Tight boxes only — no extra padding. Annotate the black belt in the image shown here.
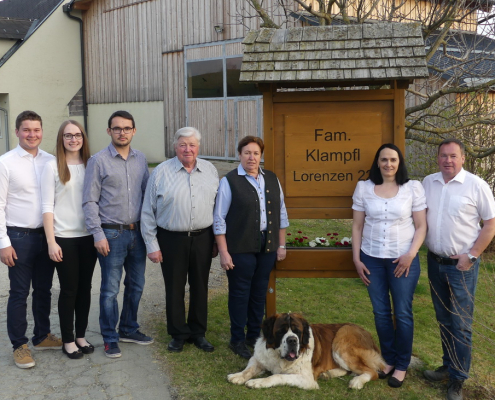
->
[7,226,44,234]
[101,222,139,230]
[160,227,210,237]
[428,250,458,265]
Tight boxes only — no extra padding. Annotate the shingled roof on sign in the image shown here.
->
[240,24,429,84]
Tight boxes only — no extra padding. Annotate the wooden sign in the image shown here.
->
[285,113,382,197]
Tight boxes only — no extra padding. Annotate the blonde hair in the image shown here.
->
[56,120,91,184]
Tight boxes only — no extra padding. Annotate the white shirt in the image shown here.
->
[352,179,427,258]
[0,145,54,248]
[41,159,89,238]
[141,157,219,253]
[423,169,495,257]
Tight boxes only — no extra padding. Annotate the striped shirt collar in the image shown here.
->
[172,156,209,173]
[107,143,137,159]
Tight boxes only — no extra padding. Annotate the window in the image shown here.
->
[186,55,260,99]
[187,59,223,99]
[226,57,261,97]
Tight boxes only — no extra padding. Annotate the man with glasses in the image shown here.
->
[0,111,62,369]
[83,110,152,358]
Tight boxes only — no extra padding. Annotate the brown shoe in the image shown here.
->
[33,333,63,351]
[13,344,35,369]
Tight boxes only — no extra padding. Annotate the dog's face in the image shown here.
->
[261,313,310,362]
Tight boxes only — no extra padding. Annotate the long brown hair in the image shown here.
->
[56,120,91,184]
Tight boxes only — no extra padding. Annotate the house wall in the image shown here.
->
[0,0,83,155]
[82,0,292,158]
[0,40,15,59]
[87,101,165,162]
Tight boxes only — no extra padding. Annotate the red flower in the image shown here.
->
[333,233,339,236]
[303,237,308,239]
[343,241,349,246]
[320,239,326,243]
[298,231,302,234]
[330,237,334,239]
[287,233,292,236]
[327,233,331,236]
[299,238,304,243]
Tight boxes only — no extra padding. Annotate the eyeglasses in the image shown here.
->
[63,133,83,140]
[110,127,134,134]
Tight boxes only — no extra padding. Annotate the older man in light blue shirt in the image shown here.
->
[141,127,219,353]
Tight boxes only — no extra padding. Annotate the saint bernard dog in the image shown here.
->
[228,313,385,390]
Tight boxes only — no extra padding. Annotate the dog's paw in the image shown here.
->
[322,368,348,379]
[245,378,270,389]
[227,373,247,385]
[348,373,371,390]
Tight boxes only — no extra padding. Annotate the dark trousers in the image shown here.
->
[7,228,55,349]
[157,227,214,340]
[227,243,276,343]
[55,235,97,343]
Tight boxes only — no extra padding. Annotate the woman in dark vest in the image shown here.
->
[214,136,289,359]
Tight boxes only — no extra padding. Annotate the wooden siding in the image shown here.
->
[83,0,480,105]
[84,0,163,103]
[187,100,225,157]
[163,51,185,156]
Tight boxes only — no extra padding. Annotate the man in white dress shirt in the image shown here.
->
[0,111,62,369]
[422,138,495,400]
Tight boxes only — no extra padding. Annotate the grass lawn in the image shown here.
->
[153,220,495,400]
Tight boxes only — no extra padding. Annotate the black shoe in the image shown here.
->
[167,338,185,352]
[423,365,449,382]
[378,367,395,379]
[75,340,95,354]
[245,337,258,348]
[388,371,407,388]
[229,342,252,360]
[62,344,84,359]
[447,379,464,400]
[191,337,214,352]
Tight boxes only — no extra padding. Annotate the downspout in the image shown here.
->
[63,0,88,134]
[0,107,10,152]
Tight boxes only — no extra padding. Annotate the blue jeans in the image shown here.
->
[427,252,480,381]
[98,227,146,343]
[227,246,276,343]
[7,228,55,349]
[361,251,420,371]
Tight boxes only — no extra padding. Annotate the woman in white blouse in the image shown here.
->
[352,143,427,388]
[41,121,97,359]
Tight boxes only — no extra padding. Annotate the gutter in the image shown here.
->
[63,0,88,134]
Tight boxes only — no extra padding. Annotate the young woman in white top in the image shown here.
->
[352,143,427,388]
[41,121,97,359]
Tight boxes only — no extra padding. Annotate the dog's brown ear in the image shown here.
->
[261,314,278,345]
[301,318,310,346]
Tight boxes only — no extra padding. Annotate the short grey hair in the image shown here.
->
[174,127,201,147]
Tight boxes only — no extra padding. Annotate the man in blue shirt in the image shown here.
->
[83,110,152,358]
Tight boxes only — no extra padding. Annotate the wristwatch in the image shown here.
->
[279,245,286,249]
[467,253,477,263]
